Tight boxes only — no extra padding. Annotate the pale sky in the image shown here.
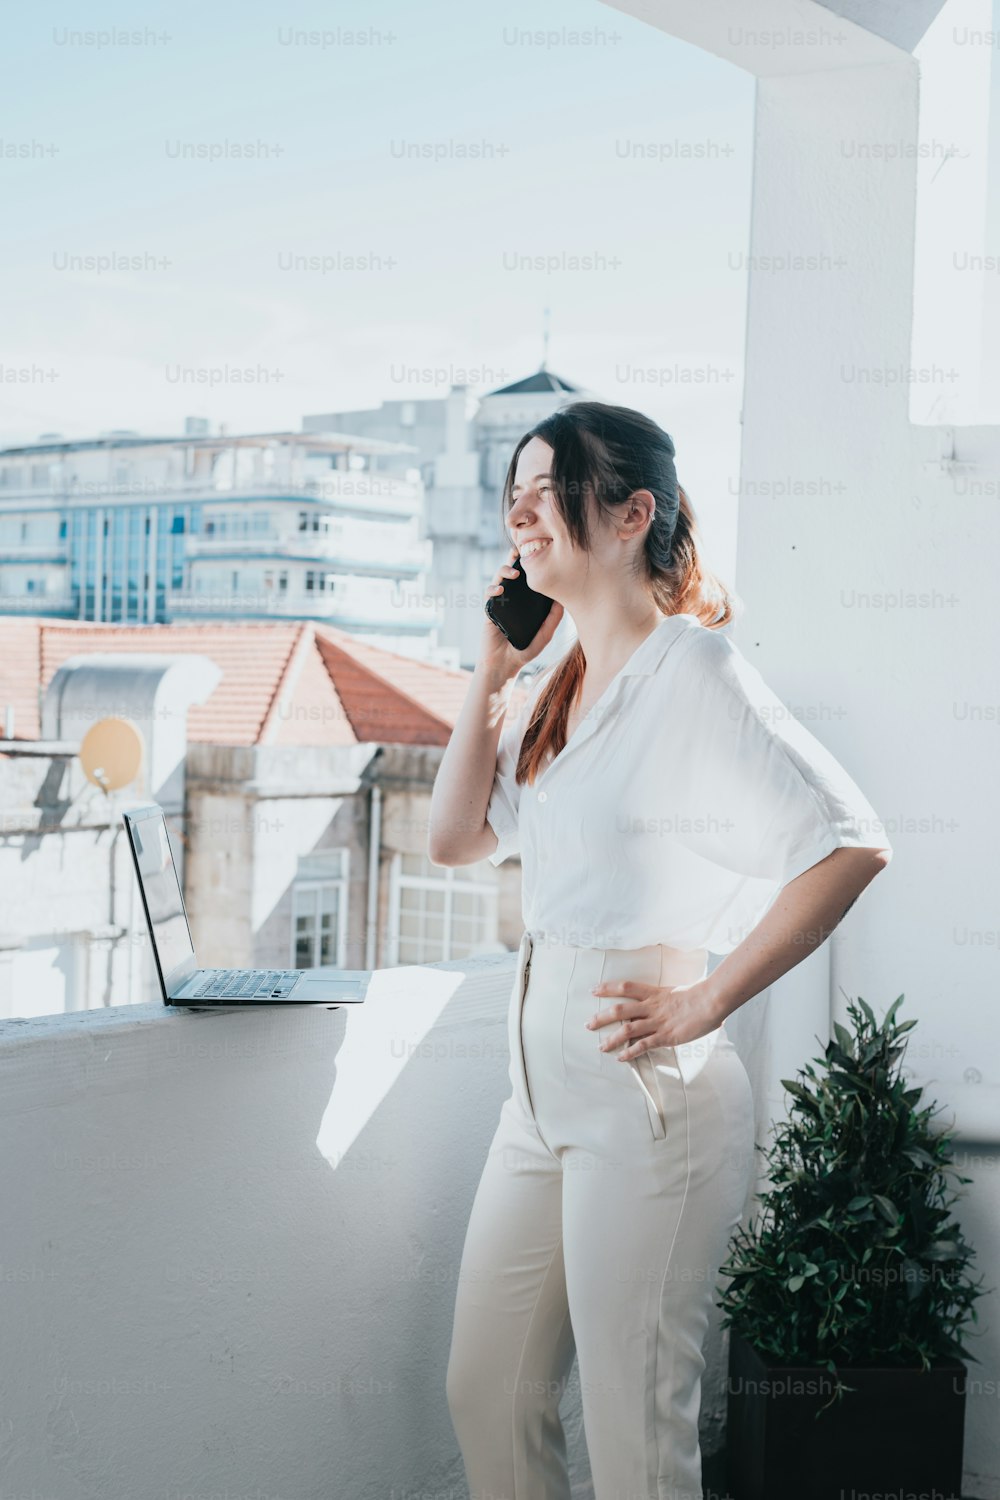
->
[2,0,755,573]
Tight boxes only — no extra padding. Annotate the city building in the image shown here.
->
[0,364,592,670]
[0,425,441,662]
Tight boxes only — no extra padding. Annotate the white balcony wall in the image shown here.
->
[0,964,599,1500]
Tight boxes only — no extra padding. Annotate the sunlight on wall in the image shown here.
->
[313,962,469,1165]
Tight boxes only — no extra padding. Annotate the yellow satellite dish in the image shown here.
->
[79,717,145,792]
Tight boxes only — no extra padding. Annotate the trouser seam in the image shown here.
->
[509,1237,568,1500]
[653,1064,693,1492]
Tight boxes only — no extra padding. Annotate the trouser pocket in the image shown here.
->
[632,1025,730,1145]
[629,1049,669,1141]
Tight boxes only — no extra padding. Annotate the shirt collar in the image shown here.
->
[619,612,699,677]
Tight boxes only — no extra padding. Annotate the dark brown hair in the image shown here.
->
[500,400,737,785]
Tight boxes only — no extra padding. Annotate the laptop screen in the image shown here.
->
[128,810,195,981]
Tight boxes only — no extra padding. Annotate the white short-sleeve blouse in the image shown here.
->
[484,612,892,954]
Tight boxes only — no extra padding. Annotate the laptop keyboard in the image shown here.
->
[191,969,301,1000]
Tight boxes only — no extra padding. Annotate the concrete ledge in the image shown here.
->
[0,953,530,1500]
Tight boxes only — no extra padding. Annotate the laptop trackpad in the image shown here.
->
[294,973,368,1002]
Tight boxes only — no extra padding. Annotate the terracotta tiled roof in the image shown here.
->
[313,626,470,745]
[0,618,44,739]
[0,618,471,748]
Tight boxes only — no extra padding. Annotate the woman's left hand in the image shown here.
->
[586,978,724,1058]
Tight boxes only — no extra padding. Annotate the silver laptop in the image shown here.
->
[123,804,368,1008]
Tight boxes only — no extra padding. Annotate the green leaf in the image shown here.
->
[833,1019,857,1053]
[904,1148,937,1168]
[872,1195,900,1225]
[781,1080,820,1113]
[884,995,905,1028]
[924,1241,962,1261]
[787,1275,805,1292]
[854,996,877,1027]
[780,1079,813,1100]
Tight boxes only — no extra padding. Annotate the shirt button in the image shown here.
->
[538,791,548,803]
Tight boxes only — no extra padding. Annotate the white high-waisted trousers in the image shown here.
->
[446,929,756,1500]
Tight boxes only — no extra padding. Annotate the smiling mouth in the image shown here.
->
[520,539,552,561]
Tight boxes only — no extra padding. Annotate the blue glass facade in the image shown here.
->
[68,503,201,622]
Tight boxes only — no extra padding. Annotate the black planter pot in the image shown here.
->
[725,1330,967,1500]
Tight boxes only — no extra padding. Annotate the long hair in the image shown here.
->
[500,400,738,786]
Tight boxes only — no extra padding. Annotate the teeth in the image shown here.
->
[521,539,551,559]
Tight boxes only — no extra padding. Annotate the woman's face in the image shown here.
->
[506,433,647,601]
[506,435,569,589]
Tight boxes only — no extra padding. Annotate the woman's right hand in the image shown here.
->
[479,544,565,683]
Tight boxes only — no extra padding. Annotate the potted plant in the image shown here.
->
[718,994,988,1500]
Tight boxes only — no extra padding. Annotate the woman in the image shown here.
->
[428,401,892,1500]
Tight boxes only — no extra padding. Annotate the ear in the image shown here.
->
[623,488,656,534]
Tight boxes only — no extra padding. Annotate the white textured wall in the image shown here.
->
[0,957,600,1499]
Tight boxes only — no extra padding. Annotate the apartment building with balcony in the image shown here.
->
[0,365,590,669]
[0,424,443,661]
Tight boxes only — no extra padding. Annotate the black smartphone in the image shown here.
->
[484,551,555,652]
